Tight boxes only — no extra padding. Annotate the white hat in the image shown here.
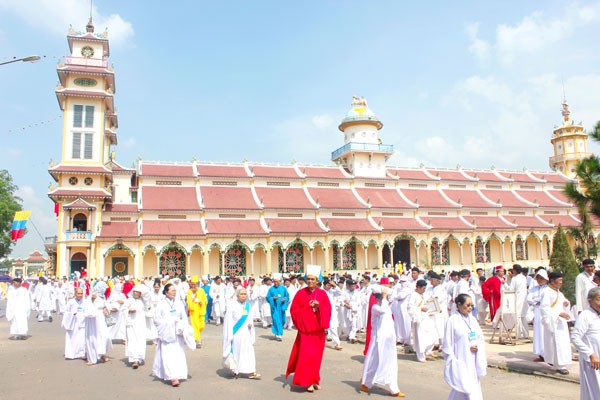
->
[272,273,283,281]
[535,269,549,281]
[201,275,208,281]
[399,275,408,282]
[370,284,382,294]
[306,264,321,278]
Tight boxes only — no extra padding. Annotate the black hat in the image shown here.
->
[459,269,470,277]
[428,272,441,280]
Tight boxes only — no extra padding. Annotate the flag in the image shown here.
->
[10,211,31,240]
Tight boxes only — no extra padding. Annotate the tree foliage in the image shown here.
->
[0,170,22,259]
[549,225,579,304]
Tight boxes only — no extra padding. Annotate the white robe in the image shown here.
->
[86,298,112,364]
[35,284,55,318]
[425,284,448,343]
[408,291,437,360]
[443,313,487,400]
[152,297,194,381]
[509,274,529,339]
[540,286,572,368]
[107,290,127,341]
[258,284,271,323]
[576,272,595,314]
[125,297,147,363]
[146,290,162,340]
[210,283,227,320]
[222,300,256,374]
[526,283,547,357]
[390,284,411,344]
[6,286,31,336]
[62,298,90,359]
[571,308,600,400]
[361,300,399,394]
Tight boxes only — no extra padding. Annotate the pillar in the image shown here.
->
[377,244,383,274]
[324,245,330,273]
[266,248,272,274]
[251,251,255,275]
[363,245,368,271]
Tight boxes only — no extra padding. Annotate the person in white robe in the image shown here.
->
[360,285,405,397]
[324,278,343,350]
[508,264,530,339]
[284,278,297,330]
[343,280,360,344]
[125,284,148,369]
[258,277,272,328]
[408,280,438,362]
[443,293,487,400]
[572,286,600,400]
[247,278,260,321]
[576,259,596,315]
[390,276,412,346]
[55,279,68,315]
[5,278,31,339]
[146,281,162,341]
[107,283,127,342]
[210,276,227,326]
[425,272,448,347]
[34,277,55,322]
[62,287,90,360]
[85,287,112,365]
[152,283,195,386]
[540,271,572,375]
[222,287,261,379]
[526,269,548,362]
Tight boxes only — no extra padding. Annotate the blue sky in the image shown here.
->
[1,0,600,259]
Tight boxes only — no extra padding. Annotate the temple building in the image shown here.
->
[46,19,595,278]
[10,250,48,277]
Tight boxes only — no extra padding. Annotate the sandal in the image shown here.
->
[171,379,180,387]
[248,373,261,379]
[307,385,314,393]
[390,392,406,397]
[361,384,369,392]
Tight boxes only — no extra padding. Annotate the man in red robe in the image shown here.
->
[122,275,134,298]
[286,266,332,392]
[481,265,505,321]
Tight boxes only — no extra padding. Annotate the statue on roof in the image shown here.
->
[561,99,571,122]
[352,95,368,108]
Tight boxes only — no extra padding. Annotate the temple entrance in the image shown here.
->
[393,239,411,267]
[70,252,87,275]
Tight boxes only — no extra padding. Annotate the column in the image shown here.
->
[426,242,432,270]
[324,245,330,273]
[459,243,464,266]
[470,238,476,266]
[203,251,210,277]
[511,238,516,264]
[86,247,91,276]
[377,244,383,275]
[266,248,272,274]
[363,246,368,271]
[501,240,506,262]
[221,251,225,275]
[390,244,395,265]
[156,253,160,277]
[310,248,314,264]
[134,248,141,278]
[186,252,191,277]
[338,245,343,270]
[539,239,544,261]
[283,250,288,273]
[250,251,254,275]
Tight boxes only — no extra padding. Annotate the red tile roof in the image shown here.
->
[471,171,506,182]
[323,218,379,232]
[306,187,365,209]
[508,216,551,228]
[49,164,111,174]
[429,169,473,181]
[48,188,112,198]
[467,216,514,229]
[378,217,427,231]
[387,168,435,181]
[539,214,581,227]
[63,198,97,210]
[531,172,571,184]
[265,218,326,234]
[140,163,195,177]
[141,186,199,210]
[441,189,496,208]
[25,250,46,262]
[99,222,139,238]
[104,204,138,213]
[354,188,413,209]
[514,190,567,207]
[205,219,266,235]
[142,220,204,236]
[197,164,248,178]
[496,171,539,183]
[546,190,572,205]
[300,166,348,179]
[480,190,531,207]
[254,187,314,209]
[424,216,472,230]
[200,186,260,210]
[399,188,459,208]
[250,165,301,178]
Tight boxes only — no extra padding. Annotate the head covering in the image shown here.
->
[535,269,549,281]
[370,284,382,294]
[201,275,208,281]
[399,275,408,283]
[306,264,321,278]
[190,275,199,284]
[380,277,390,286]
[494,265,504,272]
[429,271,441,280]
[272,273,283,281]
[583,258,596,266]
[132,284,149,294]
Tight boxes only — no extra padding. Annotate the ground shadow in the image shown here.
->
[216,367,237,379]
[351,355,365,363]
[341,380,362,393]
[259,334,278,341]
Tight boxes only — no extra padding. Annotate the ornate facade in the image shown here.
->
[46,20,595,278]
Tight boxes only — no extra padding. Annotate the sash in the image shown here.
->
[233,301,250,336]
[550,289,559,308]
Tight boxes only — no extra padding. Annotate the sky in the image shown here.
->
[1,0,600,260]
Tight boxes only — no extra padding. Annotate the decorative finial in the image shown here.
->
[86,0,94,32]
[351,95,368,108]
[561,99,571,123]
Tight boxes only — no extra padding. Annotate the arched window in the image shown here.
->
[73,213,87,231]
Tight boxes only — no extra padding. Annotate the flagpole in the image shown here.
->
[27,217,47,245]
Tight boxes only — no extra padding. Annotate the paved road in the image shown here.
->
[0,301,579,400]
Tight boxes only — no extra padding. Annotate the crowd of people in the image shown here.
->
[3,260,600,399]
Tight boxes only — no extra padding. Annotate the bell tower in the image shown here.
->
[549,99,591,178]
[48,17,117,278]
[331,96,394,178]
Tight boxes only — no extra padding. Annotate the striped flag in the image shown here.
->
[10,211,31,240]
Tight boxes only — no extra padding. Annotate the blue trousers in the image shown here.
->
[271,309,285,336]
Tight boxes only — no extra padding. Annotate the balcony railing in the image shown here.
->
[66,230,92,241]
[65,56,109,68]
[549,152,593,165]
[331,142,394,160]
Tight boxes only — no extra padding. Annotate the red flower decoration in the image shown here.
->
[161,269,167,275]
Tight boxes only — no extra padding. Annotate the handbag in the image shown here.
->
[105,312,117,327]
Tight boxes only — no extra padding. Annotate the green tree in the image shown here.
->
[549,225,579,304]
[0,170,23,259]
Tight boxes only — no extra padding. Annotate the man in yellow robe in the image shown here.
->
[187,276,207,348]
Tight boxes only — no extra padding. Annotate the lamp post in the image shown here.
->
[0,55,42,66]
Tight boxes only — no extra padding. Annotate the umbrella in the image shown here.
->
[0,275,12,282]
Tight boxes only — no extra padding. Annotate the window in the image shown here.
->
[71,132,93,159]
[131,191,138,203]
[73,105,94,128]
[69,177,78,185]
[84,177,93,186]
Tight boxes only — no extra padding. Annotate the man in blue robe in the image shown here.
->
[202,276,213,323]
[266,273,289,341]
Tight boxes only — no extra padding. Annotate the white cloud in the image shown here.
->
[121,137,136,149]
[465,22,490,61]
[0,0,134,46]
[311,114,334,130]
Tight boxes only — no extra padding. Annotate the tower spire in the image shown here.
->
[86,0,94,33]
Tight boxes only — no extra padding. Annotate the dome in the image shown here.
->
[346,105,377,118]
[338,97,383,131]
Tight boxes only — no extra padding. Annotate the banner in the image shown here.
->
[10,210,31,240]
